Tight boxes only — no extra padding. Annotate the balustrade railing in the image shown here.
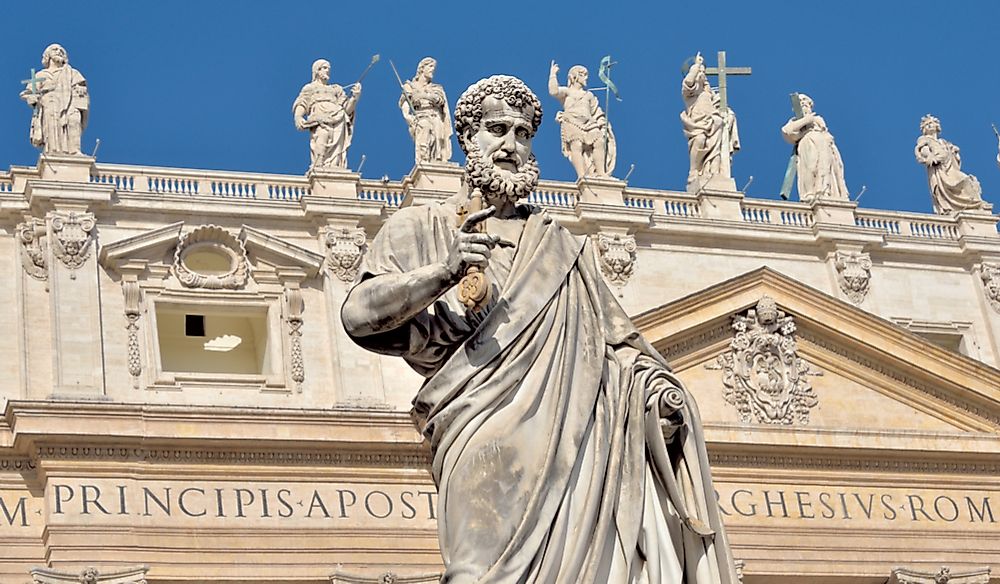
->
[89,164,311,202]
[530,182,578,208]
[855,210,960,240]
[740,200,814,227]
[0,173,13,193]
[358,181,405,207]
[72,163,994,242]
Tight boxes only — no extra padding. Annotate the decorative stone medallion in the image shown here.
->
[980,262,1000,313]
[834,250,872,304]
[325,227,367,282]
[717,296,819,425]
[50,211,96,270]
[172,225,249,290]
[597,232,637,287]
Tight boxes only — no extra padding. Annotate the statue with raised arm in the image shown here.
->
[20,44,89,155]
[680,53,739,191]
[342,74,737,584]
[915,115,988,214]
[781,94,850,202]
[293,59,361,170]
[548,61,615,178]
[399,57,452,164]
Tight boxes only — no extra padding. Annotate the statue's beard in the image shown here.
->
[464,141,540,205]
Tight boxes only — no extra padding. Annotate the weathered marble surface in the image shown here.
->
[293,59,361,170]
[915,115,988,214]
[548,61,615,178]
[20,44,89,155]
[342,74,737,584]
[681,53,740,191]
[781,94,849,202]
[398,57,452,164]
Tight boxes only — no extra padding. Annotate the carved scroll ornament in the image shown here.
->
[717,296,819,425]
[17,218,48,280]
[597,232,637,287]
[50,211,96,270]
[30,565,149,584]
[325,227,367,282]
[981,262,1000,313]
[834,250,872,304]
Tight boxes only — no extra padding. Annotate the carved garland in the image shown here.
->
[172,225,249,289]
[597,233,637,288]
[716,296,820,425]
[834,250,872,304]
[326,227,367,282]
[122,279,142,386]
[286,284,306,391]
[50,211,96,272]
[980,262,1000,313]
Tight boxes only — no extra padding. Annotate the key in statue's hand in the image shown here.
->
[446,205,499,282]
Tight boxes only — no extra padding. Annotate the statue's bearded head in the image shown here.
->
[42,44,68,68]
[568,65,588,88]
[312,59,331,84]
[455,75,543,205]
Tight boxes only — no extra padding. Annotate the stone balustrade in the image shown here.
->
[2,158,995,242]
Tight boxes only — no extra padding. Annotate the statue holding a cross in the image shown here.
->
[19,44,89,155]
[680,51,748,192]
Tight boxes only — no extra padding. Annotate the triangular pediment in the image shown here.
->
[634,267,1000,434]
[99,223,324,280]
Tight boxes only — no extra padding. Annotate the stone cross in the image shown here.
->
[21,68,44,95]
[703,51,751,187]
[780,92,804,199]
[704,51,751,113]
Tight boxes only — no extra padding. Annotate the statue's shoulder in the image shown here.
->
[382,201,457,234]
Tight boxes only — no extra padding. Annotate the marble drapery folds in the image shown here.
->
[347,200,737,584]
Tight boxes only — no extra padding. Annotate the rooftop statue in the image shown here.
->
[681,52,742,192]
[915,115,989,214]
[396,57,453,165]
[342,74,737,584]
[293,59,361,171]
[548,61,615,178]
[19,44,89,155]
[781,93,850,202]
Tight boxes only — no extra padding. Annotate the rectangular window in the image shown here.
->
[156,305,270,375]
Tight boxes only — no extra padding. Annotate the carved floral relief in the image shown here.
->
[326,227,367,282]
[834,250,872,304]
[597,233,637,288]
[716,296,820,425]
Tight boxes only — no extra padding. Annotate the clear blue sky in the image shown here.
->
[2,0,998,213]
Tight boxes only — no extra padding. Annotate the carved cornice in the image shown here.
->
[635,267,1000,429]
[330,572,442,584]
[709,451,1000,475]
[798,327,1000,429]
[31,444,432,468]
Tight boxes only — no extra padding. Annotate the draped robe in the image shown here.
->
[347,198,738,584]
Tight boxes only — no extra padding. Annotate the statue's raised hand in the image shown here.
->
[446,205,499,281]
[550,60,559,76]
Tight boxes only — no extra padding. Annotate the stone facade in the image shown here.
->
[0,157,997,582]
